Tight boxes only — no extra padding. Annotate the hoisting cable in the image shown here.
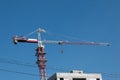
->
[23,29,38,38]
[46,30,82,41]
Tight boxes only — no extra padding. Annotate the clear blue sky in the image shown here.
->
[0,0,120,80]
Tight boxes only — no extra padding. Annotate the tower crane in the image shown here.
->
[13,28,110,80]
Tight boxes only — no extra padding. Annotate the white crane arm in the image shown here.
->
[42,41,110,46]
[13,36,110,46]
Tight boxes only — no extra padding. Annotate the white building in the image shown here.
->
[48,70,102,80]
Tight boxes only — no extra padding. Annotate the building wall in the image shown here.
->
[48,70,102,80]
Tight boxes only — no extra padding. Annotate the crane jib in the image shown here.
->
[13,36,110,46]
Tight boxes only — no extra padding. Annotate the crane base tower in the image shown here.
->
[36,47,47,80]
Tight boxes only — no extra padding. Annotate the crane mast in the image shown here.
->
[13,28,110,80]
[36,28,47,80]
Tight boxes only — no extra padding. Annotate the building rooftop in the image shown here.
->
[48,70,102,80]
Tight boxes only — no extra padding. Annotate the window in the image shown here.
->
[73,78,86,80]
[96,78,100,80]
[60,78,64,80]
